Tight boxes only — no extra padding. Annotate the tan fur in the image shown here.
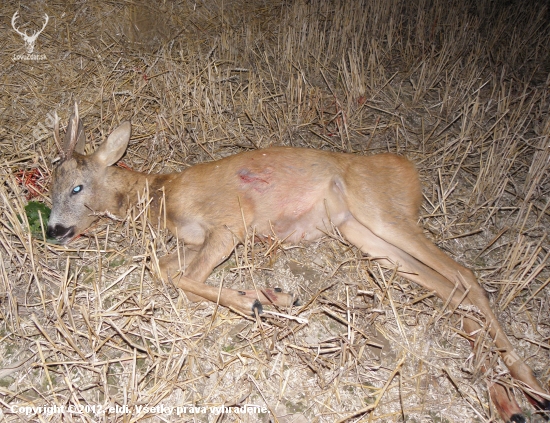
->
[47,107,549,421]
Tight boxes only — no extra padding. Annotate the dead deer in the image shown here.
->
[47,105,549,422]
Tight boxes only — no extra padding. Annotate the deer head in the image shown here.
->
[47,104,132,244]
[12,11,49,54]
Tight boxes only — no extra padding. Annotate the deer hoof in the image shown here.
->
[532,396,550,419]
[251,299,263,316]
[509,414,525,423]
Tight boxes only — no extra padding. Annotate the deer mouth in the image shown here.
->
[46,224,76,244]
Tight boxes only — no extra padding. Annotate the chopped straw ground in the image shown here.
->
[1,0,549,422]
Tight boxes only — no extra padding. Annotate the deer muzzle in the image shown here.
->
[46,223,75,244]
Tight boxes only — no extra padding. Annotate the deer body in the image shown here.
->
[151,148,419,246]
[47,108,549,422]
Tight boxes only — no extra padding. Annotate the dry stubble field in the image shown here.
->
[1,0,549,422]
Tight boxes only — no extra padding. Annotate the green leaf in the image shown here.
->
[24,201,51,240]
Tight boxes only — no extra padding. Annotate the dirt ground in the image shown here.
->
[1,0,549,422]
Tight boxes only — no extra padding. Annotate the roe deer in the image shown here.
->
[47,105,549,422]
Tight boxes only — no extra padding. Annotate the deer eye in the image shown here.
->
[72,185,83,195]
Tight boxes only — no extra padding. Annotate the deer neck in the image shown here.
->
[104,166,174,221]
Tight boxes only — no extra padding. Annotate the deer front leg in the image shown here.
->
[159,229,296,314]
[159,246,204,302]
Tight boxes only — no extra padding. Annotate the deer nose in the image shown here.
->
[46,224,75,242]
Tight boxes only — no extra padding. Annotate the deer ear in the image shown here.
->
[93,121,132,167]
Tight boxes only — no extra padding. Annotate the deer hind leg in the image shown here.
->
[346,202,549,414]
[338,217,545,422]
[159,229,296,314]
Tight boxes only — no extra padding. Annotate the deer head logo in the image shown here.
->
[12,11,49,54]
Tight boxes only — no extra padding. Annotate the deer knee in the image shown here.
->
[158,253,181,282]
[159,248,199,279]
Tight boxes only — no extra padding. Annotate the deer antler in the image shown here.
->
[11,12,26,37]
[63,103,80,159]
[52,111,63,158]
[53,103,86,162]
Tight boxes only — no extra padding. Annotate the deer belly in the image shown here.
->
[252,190,348,244]
[236,162,347,243]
